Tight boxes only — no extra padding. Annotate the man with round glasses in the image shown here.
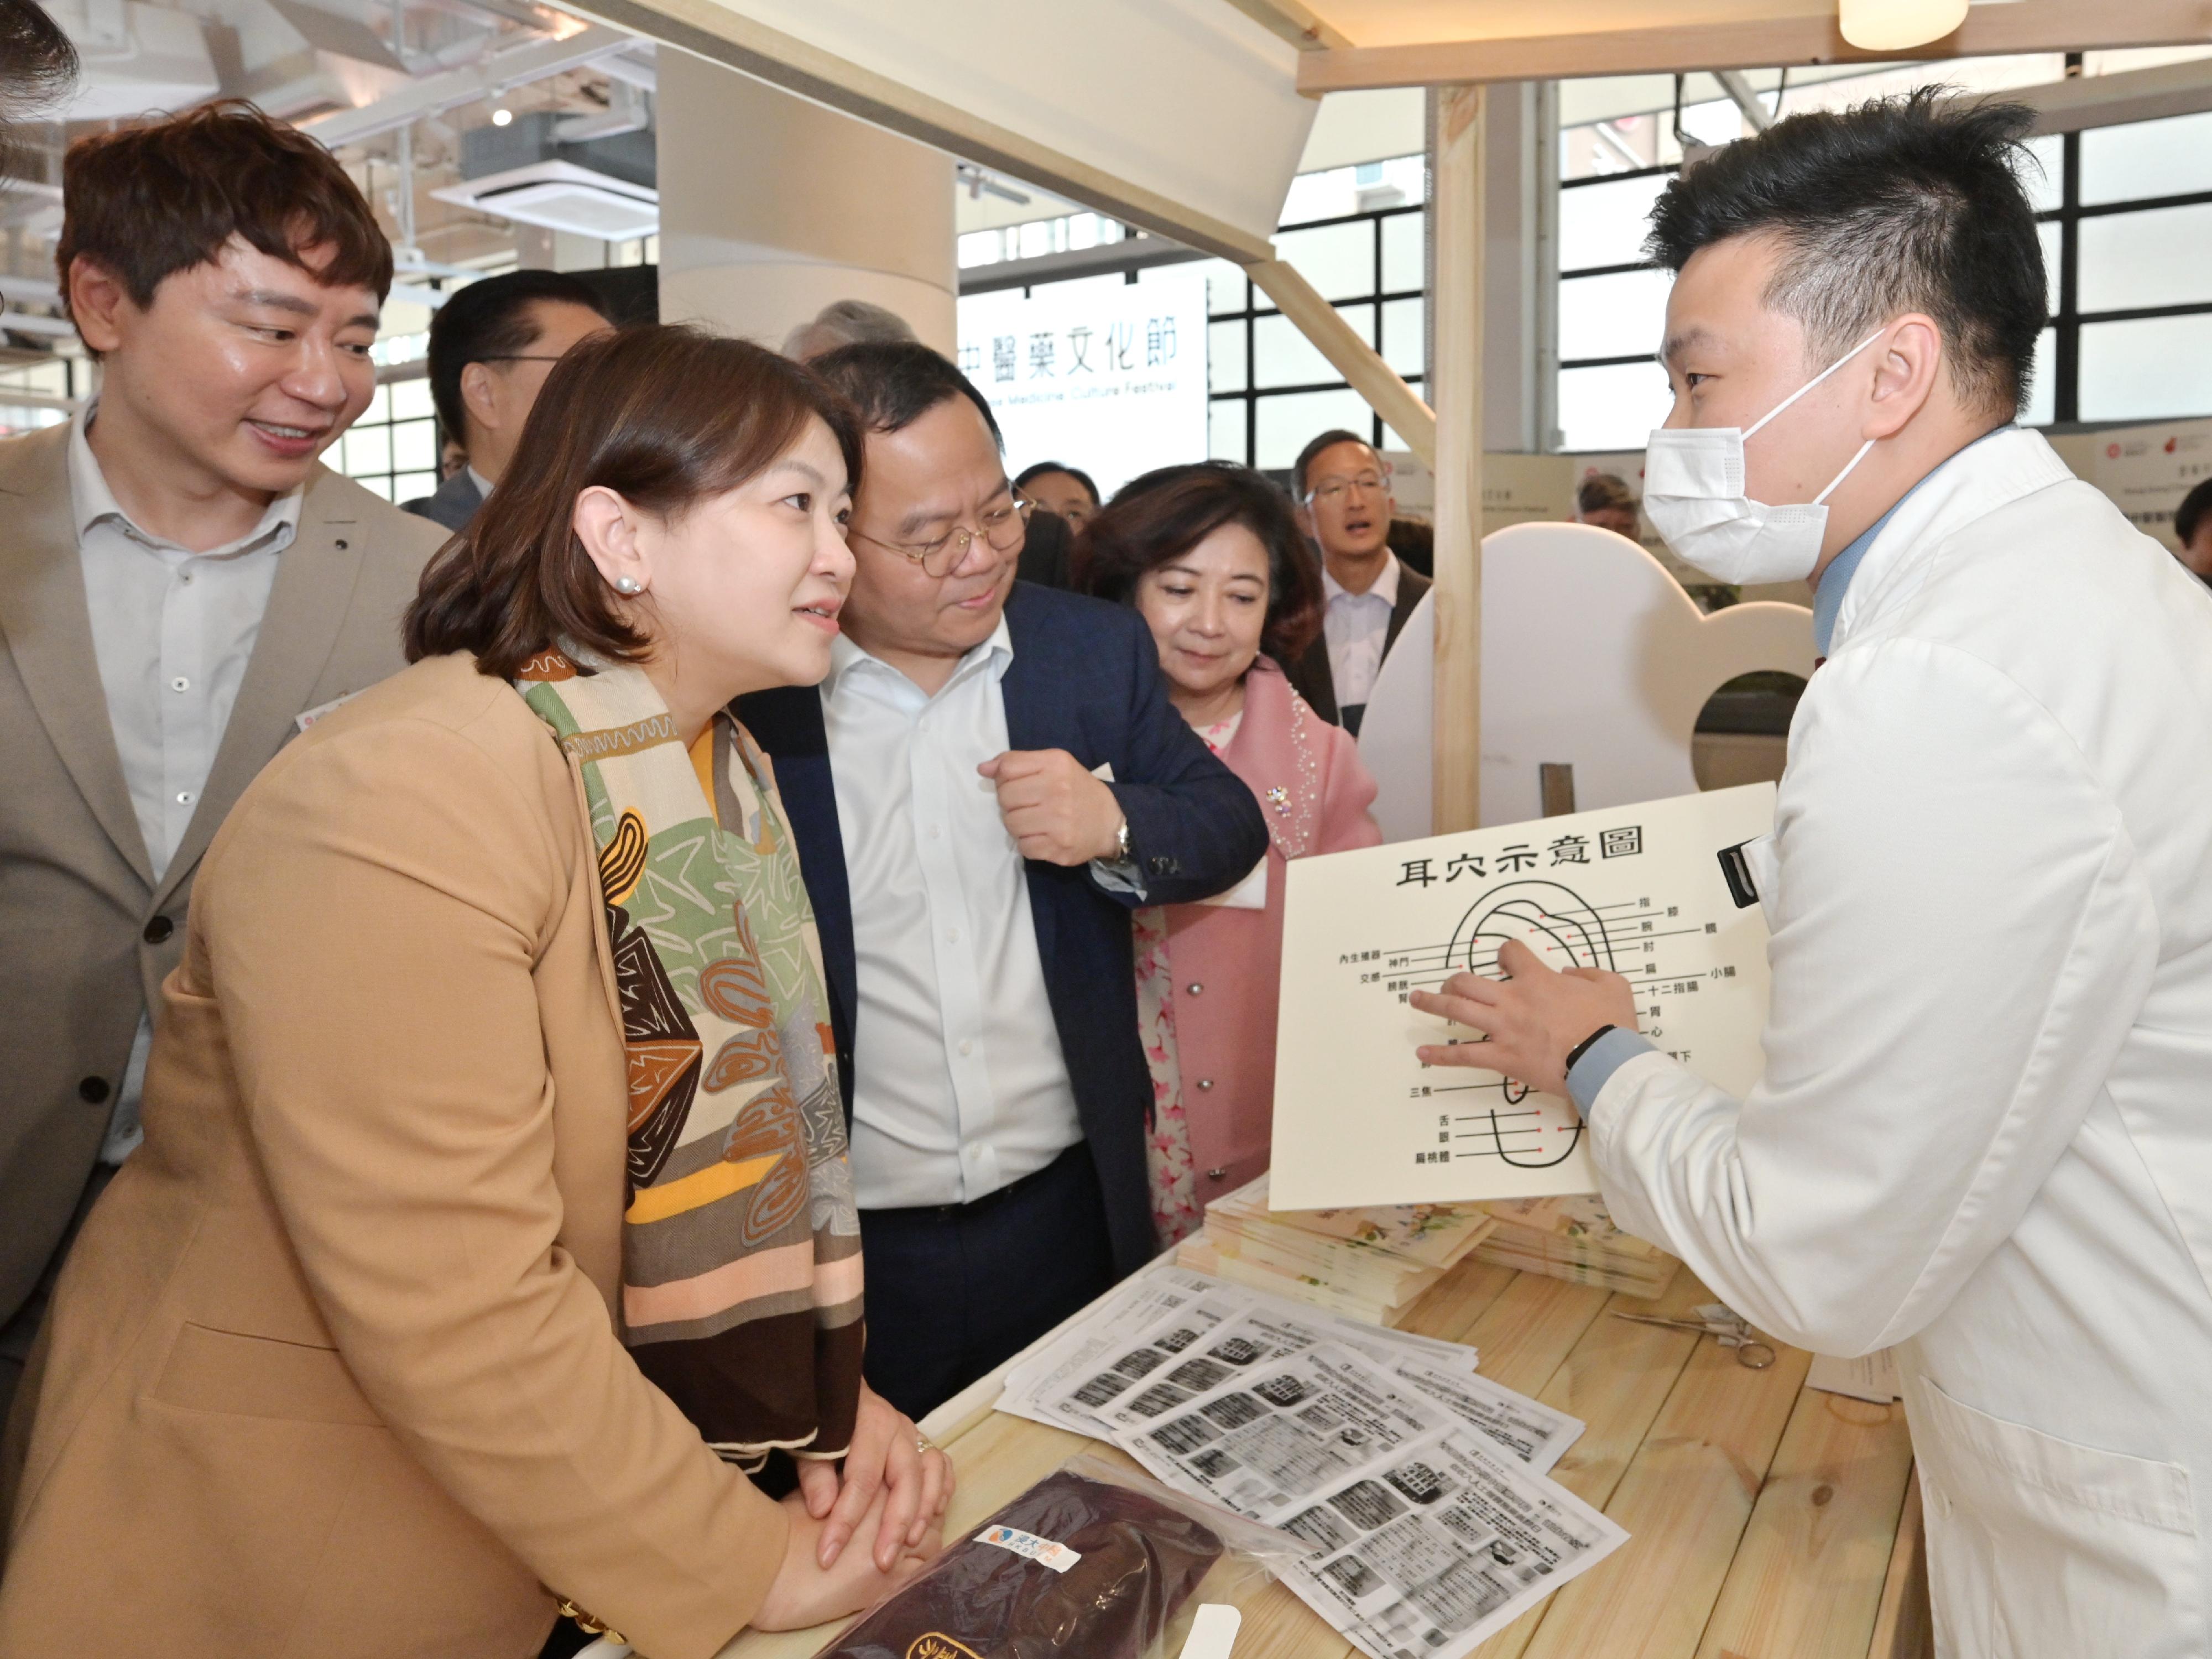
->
[1285,428,1431,734]
[737,342,1267,1420]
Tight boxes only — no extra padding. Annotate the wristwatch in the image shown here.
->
[1113,815,1131,863]
[1563,1024,1617,1073]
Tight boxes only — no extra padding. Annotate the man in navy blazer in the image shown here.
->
[738,343,1267,1420]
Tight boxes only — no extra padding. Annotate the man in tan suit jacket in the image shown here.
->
[0,103,441,1420]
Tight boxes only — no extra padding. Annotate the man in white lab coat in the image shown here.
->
[1416,92,2212,1657]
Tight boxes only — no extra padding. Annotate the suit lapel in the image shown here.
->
[0,424,154,887]
[154,467,368,912]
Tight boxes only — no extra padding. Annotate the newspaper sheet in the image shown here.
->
[1113,1342,1626,1659]
[999,1272,1580,1478]
[1280,1426,1627,1659]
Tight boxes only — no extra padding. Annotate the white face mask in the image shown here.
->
[1643,328,1885,585]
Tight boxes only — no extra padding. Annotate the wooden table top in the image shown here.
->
[714,1257,1930,1659]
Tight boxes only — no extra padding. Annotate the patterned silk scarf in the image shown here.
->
[517,650,864,1469]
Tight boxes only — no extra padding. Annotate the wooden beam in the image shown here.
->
[1215,0,1354,52]
[1244,257,1437,466]
[1298,0,2212,94]
[1431,83,1483,836]
[567,0,1277,264]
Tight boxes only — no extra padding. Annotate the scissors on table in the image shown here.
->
[1610,1302,1777,1369]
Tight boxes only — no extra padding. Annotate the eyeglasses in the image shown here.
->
[848,497,1034,577]
[1307,474,1388,506]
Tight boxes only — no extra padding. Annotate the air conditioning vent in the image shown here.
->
[439,164,660,239]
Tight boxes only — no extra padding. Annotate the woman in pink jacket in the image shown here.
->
[1077,463,1383,1245]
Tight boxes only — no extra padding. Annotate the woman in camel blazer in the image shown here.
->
[1078,463,1382,1242]
[0,328,949,1659]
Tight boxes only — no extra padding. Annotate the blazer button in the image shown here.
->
[1207,1167,1228,1181]
[1186,983,1203,996]
[143,915,174,945]
[1196,1078,1214,1091]
[78,1076,111,1104]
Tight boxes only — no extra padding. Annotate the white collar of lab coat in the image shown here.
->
[1826,425,2077,658]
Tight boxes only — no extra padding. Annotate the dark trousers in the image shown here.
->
[858,1141,1117,1422]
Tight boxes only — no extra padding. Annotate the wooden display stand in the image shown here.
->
[714,1254,1932,1659]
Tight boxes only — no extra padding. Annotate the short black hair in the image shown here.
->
[0,0,75,132]
[2178,477,2212,548]
[426,268,612,447]
[1291,428,1377,499]
[809,339,1001,446]
[1015,460,1100,506]
[1645,89,2047,419]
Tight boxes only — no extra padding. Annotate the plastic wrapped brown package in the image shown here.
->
[816,1462,1277,1659]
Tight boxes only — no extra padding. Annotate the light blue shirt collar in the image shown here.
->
[1812,423,2013,657]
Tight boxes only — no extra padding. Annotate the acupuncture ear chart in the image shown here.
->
[1270,785,1778,1209]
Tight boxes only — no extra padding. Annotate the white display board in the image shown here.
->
[957,270,1209,498]
[1357,521,1815,838]
[1269,783,1777,1211]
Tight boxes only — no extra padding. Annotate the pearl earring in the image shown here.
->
[614,575,642,594]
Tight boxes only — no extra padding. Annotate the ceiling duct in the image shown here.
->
[431,109,657,239]
[42,0,220,120]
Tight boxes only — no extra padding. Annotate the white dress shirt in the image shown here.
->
[1321,551,1401,710]
[71,408,300,1161]
[822,618,1084,1209]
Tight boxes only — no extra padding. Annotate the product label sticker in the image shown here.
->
[974,1524,1082,1573]
[906,1636,982,1659]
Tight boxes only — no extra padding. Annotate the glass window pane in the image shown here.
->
[1380,210,1425,293]
[1272,221,1375,302]
[2079,204,2212,312]
[1254,304,1373,389]
[354,474,394,502]
[2020,133,2064,215]
[392,417,437,472]
[1559,267,1673,363]
[392,471,437,502]
[1208,319,1248,393]
[1210,398,1248,465]
[390,377,436,421]
[1558,171,1671,273]
[2022,326,2057,427]
[1255,387,1374,471]
[2038,220,2062,316]
[1380,296,1425,378]
[2079,312,2212,421]
[2081,109,2212,206]
[1200,259,1248,317]
[343,424,390,475]
[1558,360,1675,453]
[363,384,390,424]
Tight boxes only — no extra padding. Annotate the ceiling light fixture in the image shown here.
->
[491,105,513,127]
[1837,0,1970,50]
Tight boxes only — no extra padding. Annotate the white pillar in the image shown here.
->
[655,52,957,354]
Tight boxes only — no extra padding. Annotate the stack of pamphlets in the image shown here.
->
[1172,1173,1498,1326]
[994,1265,1627,1659]
[1470,1194,1681,1300]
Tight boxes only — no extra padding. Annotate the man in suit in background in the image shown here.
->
[739,343,1267,1420]
[0,102,442,1421]
[1284,428,1431,734]
[403,269,610,532]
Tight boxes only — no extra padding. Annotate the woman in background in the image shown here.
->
[1078,463,1382,1244]
[0,327,948,1659]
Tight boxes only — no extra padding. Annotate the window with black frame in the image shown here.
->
[1203,170,1429,472]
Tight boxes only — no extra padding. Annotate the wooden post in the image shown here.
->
[1431,82,1485,834]
[1244,257,1437,466]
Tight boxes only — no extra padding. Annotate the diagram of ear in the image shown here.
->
[1435,879,1611,1164]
